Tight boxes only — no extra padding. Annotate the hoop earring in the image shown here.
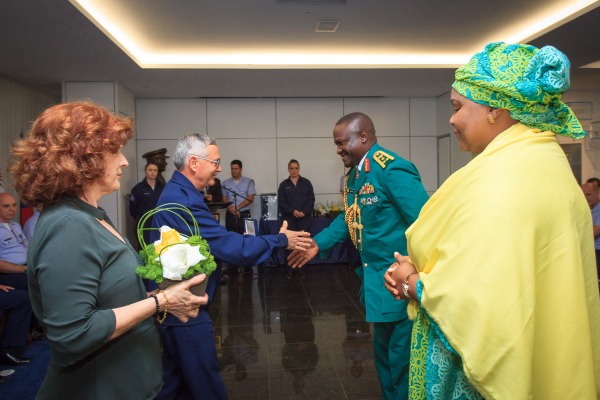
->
[488,114,495,124]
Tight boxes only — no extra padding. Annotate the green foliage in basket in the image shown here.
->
[134,203,217,284]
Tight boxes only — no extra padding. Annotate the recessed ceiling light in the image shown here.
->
[315,20,340,33]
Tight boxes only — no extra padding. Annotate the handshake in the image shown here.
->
[278,220,318,268]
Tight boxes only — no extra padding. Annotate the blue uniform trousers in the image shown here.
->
[373,318,412,400]
[0,288,32,348]
[156,318,227,400]
[0,273,28,291]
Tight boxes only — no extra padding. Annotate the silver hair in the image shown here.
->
[173,133,217,170]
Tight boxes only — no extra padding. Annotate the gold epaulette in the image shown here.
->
[373,150,395,169]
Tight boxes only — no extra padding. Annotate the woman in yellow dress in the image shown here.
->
[385,42,600,399]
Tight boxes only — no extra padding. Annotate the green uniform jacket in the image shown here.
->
[315,143,429,322]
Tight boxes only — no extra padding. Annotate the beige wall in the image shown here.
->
[0,74,58,204]
[134,97,440,219]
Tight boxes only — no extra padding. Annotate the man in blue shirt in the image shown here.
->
[221,160,256,277]
[0,193,28,281]
[152,133,311,400]
[581,182,600,280]
[0,193,33,366]
[221,160,255,234]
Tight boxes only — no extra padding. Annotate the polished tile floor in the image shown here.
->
[0,263,380,400]
[211,264,381,400]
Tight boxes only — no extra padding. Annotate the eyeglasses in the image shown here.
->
[190,154,220,168]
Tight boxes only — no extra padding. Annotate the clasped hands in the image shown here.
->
[384,252,418,301]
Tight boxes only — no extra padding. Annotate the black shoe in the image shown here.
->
[0,352,32,366]
[30,329,45,341]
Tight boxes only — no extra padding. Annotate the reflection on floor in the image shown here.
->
[0,263,381,400]
[213,264,381,400]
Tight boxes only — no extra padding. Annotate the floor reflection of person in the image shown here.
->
[281,308,319,395]
[221,270,259,381]
[385,42,600,399]
[343,318,373,379]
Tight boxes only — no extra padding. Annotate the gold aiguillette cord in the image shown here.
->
[343,175,363,251]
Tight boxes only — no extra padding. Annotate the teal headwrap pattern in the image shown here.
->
[452,42,585,138]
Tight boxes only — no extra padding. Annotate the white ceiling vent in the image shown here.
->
[315,20,340,33]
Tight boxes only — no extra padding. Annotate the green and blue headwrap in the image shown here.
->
[452,42,585,138]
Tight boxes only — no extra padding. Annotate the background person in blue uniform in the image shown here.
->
[0,193,30,298]
[278,159,315,233]
[0,282,32,367]
[151,133,311,400]
[221,160,256,277]
[289,112,429,400]
[278,159,315,278]
[222,160,255,234]
[129,162,165,247]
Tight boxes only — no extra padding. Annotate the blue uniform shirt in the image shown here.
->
[221,176,255,212]
[0,221,28,265]
[592,202,600,250]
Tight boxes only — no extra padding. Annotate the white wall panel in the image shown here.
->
[63,82,115,110]
[343,98,410,136]
[276,98,343,138]
[136,99,207,140]
[277,138,344,196]
[410,136,437,192]
[0,75,58,204]
[410,98,437,137]
[436,92,452,136]
[207,98,276,139]
[377,137,410,160]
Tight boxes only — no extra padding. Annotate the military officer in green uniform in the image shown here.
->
[289,112,429,400]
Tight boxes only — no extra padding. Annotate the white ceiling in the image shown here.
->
[1,0,599,99]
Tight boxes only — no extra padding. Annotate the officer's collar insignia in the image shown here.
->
[373,150,394,169]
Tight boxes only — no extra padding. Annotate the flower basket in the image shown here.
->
[328,210,342,219]
[158,277,208,297]
[135,203,217,296]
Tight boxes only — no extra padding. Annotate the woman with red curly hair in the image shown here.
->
[10,101,208,399]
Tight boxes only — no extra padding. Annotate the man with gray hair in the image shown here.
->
[151,133,311,400]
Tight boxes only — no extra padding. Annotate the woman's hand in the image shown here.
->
[384,252,417,301]
[163,274,209,322]
[279,220,312,250]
